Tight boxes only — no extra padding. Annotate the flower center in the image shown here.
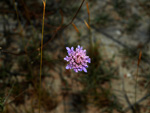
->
[76,55,83,64]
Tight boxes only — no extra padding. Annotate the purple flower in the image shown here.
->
[64,45,91,73]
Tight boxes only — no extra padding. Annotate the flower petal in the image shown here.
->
[78,45,80,49]
[87,58,91,63]
[78,68,82,71]
[66,47,70,51]
[83,67,87,73]
[64,57,67,60]
[74,69,78,73]
[64,56,68,61]
[71,47,74,51]
[66,65,70,69]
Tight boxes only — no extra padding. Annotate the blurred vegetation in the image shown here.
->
[93,12,111,27]
[112,0,127,17]
[0,0,150,113]
[79,42,122,112]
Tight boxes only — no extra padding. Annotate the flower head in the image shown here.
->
[64,45,91,73]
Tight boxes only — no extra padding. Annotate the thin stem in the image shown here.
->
[3,82,15,105]
[135,50,142,109]
[13,0,25,47]
[13,0,21,28]
[39,1,46,113]
[86,3,93,56]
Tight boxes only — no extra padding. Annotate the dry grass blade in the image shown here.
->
[138,50,142,66]
[84,20,90,29]
[86,2,90,15]
[86,2,90,24]
[72,23,79,33]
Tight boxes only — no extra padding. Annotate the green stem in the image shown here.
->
[39,1,46,113]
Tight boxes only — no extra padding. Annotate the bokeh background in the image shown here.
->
[0,0,150,113]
